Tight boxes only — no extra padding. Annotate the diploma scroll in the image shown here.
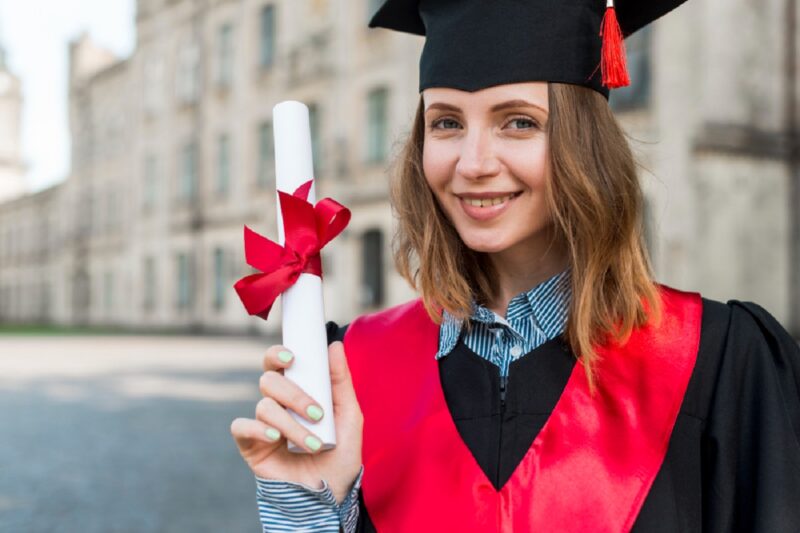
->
[273,101,336,452]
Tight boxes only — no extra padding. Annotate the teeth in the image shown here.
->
[464,194,514,207]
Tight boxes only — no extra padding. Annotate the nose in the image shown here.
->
[455,128,501,180]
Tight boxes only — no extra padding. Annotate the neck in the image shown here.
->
[485,231,569,317]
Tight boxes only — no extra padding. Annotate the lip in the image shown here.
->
[456,191,522,200]
[456,191,521,222]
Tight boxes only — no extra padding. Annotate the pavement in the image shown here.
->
[0,335,274,533]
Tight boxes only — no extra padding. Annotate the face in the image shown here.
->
[422,82,553,257]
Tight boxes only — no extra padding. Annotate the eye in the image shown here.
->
[430,117,462,130]
[505,117,539,130]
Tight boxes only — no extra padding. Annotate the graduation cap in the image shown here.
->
[369,0,689,99]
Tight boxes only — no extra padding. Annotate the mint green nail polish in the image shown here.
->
[305,435,322,451]
[278,351,293,363]
[306,405,323,421]
[265,428,280,441]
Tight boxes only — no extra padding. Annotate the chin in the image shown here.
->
[460,235,512,254]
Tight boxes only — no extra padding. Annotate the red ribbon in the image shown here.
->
[233,180,350,320]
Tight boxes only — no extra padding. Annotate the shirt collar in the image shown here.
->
[435,268,572,360]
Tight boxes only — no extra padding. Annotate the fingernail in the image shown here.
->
[265,428,281,441]
[278,351,294,363]
[306,405,323,421]
[305,435,322,451]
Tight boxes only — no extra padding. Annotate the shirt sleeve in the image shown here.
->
[255,466,363,533]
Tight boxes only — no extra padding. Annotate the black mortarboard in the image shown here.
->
[369,0,689,99]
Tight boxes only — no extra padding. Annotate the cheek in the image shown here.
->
[422,144,460,223]
[506,142,549,189]
[422,141,454,192]
[421,145,438,189]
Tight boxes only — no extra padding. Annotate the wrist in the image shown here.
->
[332,465,364,506]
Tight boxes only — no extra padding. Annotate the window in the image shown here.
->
[3,228,10,260]
[176,252,195,310]
[366,87,389,163]
[39,282,51,319]
[609,26,652,111]
[179,141,198,202]
[106,189,117,231]
[217,133,231,195]
[143,55,164,114]
[260,5,276,68]
[308,103,321,171]
[12,283,19,315]
[104,271,114,313]
[0,286,7,318]
[213,247,226,310]
[143,154,158,211]
[176,40,201,104]
[143,256,156,311]
[360,229,384,308]
[217,23,234,88]
[93,194,104,236]
[257,121,275,188]
[322,252,333,277]
[77,190,92,238]
[72,269,90,317]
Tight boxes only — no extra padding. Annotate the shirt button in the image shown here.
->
[510,345,523,358]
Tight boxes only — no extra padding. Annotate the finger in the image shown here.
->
[262,345,295,373]
[230,417,283,452]
[260,370,325,424]
[255,397,324,453]
[329,342,360,418]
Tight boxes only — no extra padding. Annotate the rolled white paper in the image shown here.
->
[273,101,336,452]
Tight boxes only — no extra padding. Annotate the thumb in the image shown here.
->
[328,341,359,414]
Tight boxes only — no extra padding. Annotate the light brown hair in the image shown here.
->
[390,82,663,386]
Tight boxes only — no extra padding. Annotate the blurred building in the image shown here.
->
[0,0,797,336]
[0,37,25,204]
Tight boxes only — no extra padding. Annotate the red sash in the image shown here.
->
[343,285,702,532]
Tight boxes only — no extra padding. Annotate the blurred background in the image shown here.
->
[0,0,797,531]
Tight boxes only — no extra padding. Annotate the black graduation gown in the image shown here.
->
[326,297,800,532]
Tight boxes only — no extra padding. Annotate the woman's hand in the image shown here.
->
[230,341,364,505]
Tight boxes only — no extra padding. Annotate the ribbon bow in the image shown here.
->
[234,180,350,320]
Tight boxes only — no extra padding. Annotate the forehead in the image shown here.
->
[422,82,549,112]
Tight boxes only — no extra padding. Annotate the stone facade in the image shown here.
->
[0,0,797,335]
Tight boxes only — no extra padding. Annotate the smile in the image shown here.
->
[457,192,522,221]
[462,194,517,207]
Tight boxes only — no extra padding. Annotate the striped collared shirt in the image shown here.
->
[437,268,572,377]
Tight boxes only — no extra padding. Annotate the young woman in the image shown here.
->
[231,1,800,531]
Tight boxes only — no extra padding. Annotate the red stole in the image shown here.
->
[343,285,702,532]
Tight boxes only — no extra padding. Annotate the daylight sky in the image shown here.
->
[0,0,135,192]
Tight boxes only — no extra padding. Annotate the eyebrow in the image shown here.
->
[424,99,548,115]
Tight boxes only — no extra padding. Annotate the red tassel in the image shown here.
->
[600,1,630,88]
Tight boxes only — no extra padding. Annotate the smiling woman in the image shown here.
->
[394,81,660,386]
[233,0,800,531]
